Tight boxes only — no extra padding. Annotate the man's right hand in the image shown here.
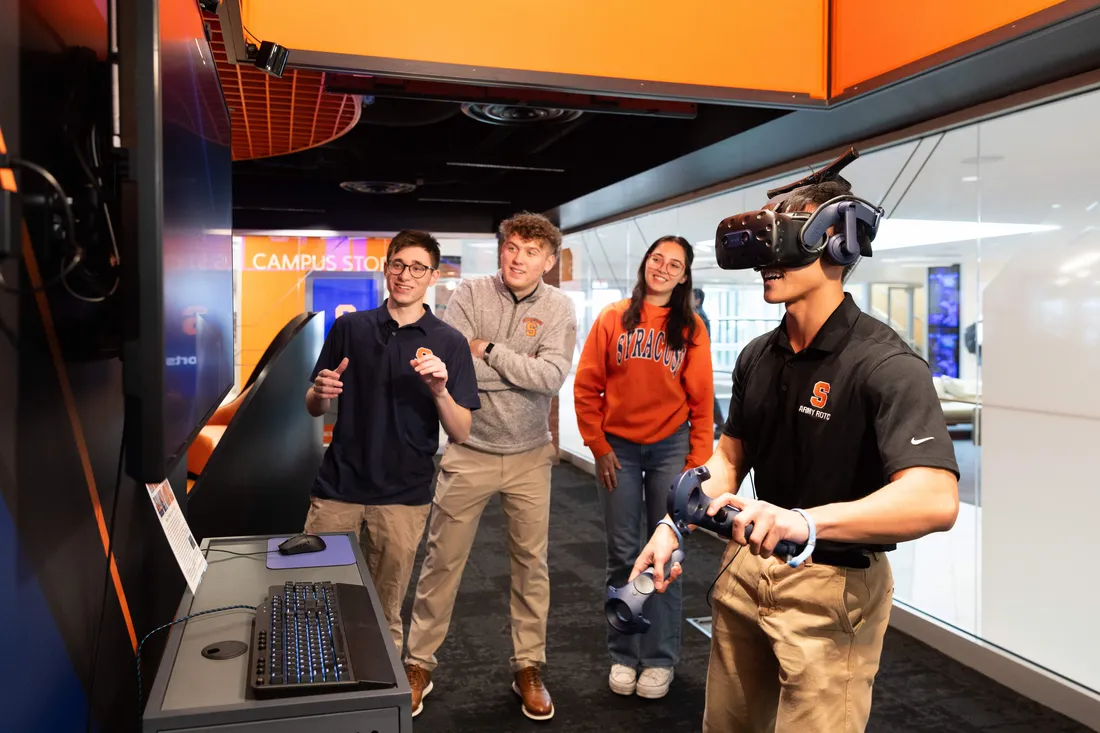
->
[628,522,682,593]
[313,357,348,399]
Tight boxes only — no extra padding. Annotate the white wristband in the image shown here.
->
[658,517,683,546]
[787,508,816,568]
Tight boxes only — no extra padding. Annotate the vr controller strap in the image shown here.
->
[787,508,816,568]
[658,516,686,545]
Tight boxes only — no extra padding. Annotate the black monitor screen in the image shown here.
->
[159,2,234,465]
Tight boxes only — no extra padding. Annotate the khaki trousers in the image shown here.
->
[703,543,894,733]
[406,441,556,673]
[304,497,430,657]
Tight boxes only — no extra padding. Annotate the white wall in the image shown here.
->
[981,232,1100,692]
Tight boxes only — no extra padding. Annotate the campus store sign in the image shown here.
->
[239,234,390,385]
[247,236,388,273]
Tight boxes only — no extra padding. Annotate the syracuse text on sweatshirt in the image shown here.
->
[574,299,714,469]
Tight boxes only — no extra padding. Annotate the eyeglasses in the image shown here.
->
[647,254,685,276]
[386,260,436,278]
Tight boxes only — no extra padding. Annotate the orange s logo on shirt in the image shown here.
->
[810,381,830,409]
[523,317,543,337]
[416,347,433,360]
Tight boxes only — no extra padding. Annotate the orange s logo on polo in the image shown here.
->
[523,317,543,337]
[416,347,433,360]
[810,381,830,409]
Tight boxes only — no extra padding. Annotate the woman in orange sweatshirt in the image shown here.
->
[574,235,714,700]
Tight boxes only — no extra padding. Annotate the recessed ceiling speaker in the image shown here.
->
[339,181,418,195]
[461,103,582,126]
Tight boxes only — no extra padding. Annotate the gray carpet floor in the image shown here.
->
[398,461,1086,732]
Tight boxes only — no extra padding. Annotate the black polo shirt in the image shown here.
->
[309,302,480,506]
[723,293,959,553]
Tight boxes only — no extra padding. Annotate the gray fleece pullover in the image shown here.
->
[442,272,577,454]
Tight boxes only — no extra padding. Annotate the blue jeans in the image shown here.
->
[599,423,689,668]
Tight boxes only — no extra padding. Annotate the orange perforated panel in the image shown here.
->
[203,10,360,161]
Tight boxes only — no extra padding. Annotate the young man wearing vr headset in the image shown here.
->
[630,150,961,732]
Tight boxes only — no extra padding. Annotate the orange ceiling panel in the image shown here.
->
[240,0,831,102]
[204,9,360,161]
[830,0,1093,97]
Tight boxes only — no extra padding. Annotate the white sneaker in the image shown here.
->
[636,667,674,699]
[609,664,637,695]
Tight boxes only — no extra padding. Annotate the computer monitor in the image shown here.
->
[119,0,234,483]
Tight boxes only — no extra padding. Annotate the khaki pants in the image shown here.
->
[703,543,893,733]
[304,497,430,657]
[406,441,556,673]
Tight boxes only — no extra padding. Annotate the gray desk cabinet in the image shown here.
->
[142,533,412,732]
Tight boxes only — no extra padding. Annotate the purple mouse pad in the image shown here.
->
[265,534,357,570]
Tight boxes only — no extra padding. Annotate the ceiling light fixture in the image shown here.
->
[1087,201,1099,212]
[1059,251,1100,274]
[961,176,979,182]
[1052,203,1062,209]
[419,197,512,205]
[246,229,344,238]
[446,162,565,173]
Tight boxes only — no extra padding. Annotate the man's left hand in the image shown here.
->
[412,355,449,396]
[705,494,811,559]
[470,338,489,359]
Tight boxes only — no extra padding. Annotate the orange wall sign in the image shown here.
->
[241,0,831,100]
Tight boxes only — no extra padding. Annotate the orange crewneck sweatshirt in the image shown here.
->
[574,299,714,469]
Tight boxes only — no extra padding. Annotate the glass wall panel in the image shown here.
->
[554,84,1100,694]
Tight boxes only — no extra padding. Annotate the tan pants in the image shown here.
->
[703,543,894,733]
[304,497,430,657]
[406,441,556,673]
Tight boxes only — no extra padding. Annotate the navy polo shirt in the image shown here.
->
[309,302,480,506]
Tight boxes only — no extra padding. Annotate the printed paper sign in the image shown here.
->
[145,480,208,594]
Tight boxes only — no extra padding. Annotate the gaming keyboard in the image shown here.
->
[248,581,393,699]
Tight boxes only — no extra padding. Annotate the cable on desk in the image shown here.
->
[136,604,256,729]
[205,548,274,558]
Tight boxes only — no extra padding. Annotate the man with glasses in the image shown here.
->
[304,229,480,656]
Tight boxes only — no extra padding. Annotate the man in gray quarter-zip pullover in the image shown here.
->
[404,212,577,722]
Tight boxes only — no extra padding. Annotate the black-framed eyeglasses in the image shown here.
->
[386,260,436,278]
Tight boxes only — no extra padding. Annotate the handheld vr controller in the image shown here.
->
[605,549,685,635]
[667,467,806,560]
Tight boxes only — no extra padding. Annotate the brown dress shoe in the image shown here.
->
[406,664,433,718]
[512,666,554,721]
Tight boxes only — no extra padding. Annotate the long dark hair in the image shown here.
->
[621,235,697,352]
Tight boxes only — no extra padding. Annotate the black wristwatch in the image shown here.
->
[484,342,495,358]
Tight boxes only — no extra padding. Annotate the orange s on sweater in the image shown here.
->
[574,299,715,469]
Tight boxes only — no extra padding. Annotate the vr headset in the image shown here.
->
[714,148,885,271]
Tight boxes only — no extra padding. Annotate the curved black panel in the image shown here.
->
[187,313,324,541]
[242,312,311,391]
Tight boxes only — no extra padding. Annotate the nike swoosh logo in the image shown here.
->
[911,437,935,445]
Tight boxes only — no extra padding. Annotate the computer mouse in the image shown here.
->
[278,533,327,555]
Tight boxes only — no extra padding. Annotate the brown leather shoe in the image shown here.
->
[512,666,554,721]
[406,664,433,718]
